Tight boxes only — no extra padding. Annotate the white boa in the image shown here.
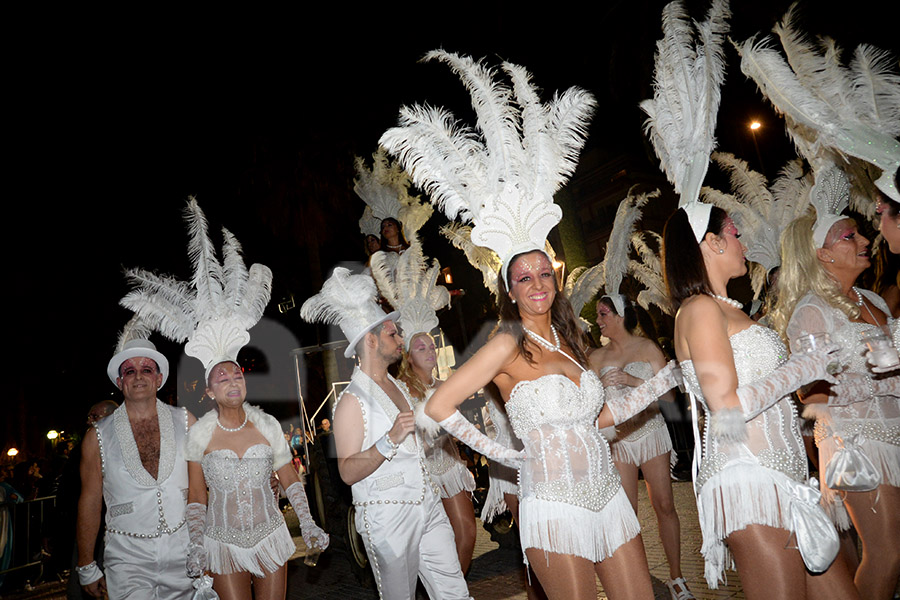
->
[184,403,293,470]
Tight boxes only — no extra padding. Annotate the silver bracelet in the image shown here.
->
[374,433,399,461]
[76,561,103,585]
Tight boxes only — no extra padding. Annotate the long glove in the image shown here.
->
[736,351,836,420]
[606,361,681,426]
[437,410,526,469]
[284,482,329,551]
[185,502,208,578]
[830,372,900,404]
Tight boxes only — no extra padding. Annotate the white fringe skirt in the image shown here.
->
[519,486,640,567]
[697,463,803,588]
[481,462,519,524]
[432,460,476,499]
[609,416,673,466]
[205,520,296,577]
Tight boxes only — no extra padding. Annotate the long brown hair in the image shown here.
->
[496,252,589,367]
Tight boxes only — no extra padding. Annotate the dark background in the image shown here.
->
[10,1,897,456]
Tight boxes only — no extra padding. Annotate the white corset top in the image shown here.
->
[506,370,621,512]
[681,325,806,487]
[201,444,285,548]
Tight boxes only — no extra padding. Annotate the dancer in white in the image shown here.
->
[301,268,472,600]
[771,168,900,600]
[382,51,681,599]
[119,199,328,600]
[77,324,196,600]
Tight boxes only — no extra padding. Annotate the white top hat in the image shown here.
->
[301,267,400,358]
[107,338,170,387]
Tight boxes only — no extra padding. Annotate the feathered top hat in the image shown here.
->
[300,268,400,359]
[370,237,450,350]
[738,5,900,203]
[702,153,812,295]
[120,198,272,380]
[355,148,433,239]
[107,315,170,387]
[380,50,595,286]
[640,0,731,242]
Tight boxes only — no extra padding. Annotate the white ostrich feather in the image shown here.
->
[738,15,900,201]
[115,314,155,353]
[629,231,674,315]
[300,267,379,327]
[440,222,502,297]
[120,197,272,373]
[380,50,595,280]
[565,263,605,329]
[640,0,730,207]
[604,188,656,299]
[354,148,432,238]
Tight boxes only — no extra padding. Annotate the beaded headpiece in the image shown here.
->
[380,50,595,286]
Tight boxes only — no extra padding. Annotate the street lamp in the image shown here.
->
[749,120,766,177]
[47,430,59,440]
[6,448,18,457]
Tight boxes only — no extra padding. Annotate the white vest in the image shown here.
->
[96,400,190,538]
[340,368,438,506]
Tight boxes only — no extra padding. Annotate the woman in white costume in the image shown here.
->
[662,203,858,600]
[397,332,476,574]
[772,205,900,600]
[119,199,329,600]
[589,295,691,600]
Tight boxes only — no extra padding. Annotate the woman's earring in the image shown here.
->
[512,298,517,304]
[830,258,835,263]
[718,248,724,254]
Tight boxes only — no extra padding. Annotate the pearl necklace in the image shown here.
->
[707,292,743,310]
[217,409,248,432]
[523,325,561,353]
[851,287,864,307]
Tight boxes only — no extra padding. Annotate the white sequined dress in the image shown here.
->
[506,369,639,565]
[787,290,900,529]
[422,433,476,499]
[603,362,673,466]
[681,325,809,587]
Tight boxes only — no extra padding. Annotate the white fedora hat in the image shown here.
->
[107,339,170,387]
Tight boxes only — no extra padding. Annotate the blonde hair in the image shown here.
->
[396,332,433,400]
[769,211,860,340]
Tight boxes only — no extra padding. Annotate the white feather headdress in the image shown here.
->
[629,230,674,315]
[737,5,900,202]
[355,148,433,238]
[370,236,450,350]
[640,0,731,242]
[300,268,399,359]
[440,222,502,298]
[701,153,812,296]
[564,264,605,330]
[380,50,595,285]
[809,163,852,247]
[120,198,272,379]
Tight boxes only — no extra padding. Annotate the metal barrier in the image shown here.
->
[0,495,56,589]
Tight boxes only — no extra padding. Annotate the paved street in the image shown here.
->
[284,481,748,599]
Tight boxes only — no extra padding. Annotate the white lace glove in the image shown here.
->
[736,351,837,420]
[185,502,208,578]
[606,361,680,425]
[285,482,329,551]
[830,372,900,404]
[438,410,525,469]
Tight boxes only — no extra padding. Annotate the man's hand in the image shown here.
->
[82,575,106,598]
[388,410,416,446]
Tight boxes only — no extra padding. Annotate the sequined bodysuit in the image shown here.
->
[681,325,808,586]
[505,368,639,564]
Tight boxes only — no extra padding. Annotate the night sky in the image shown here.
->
[12,1,897,455]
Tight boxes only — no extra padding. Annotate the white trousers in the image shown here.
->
[355,492,472,600]
[104,527,192,600]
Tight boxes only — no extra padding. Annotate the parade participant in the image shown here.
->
[382,50,682,600]
[119,199,328,600]
[76,323,196,599]
[371,237,477,574]
[301,267,472,600]
[771,166,900,600]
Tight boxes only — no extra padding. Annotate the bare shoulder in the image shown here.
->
[587,345,611,370]
[334,391,362,420]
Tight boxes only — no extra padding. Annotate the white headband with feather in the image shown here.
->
[370,237,450,351]
[640,0,731,242]
[380,50,595,286]
[355,148,433,239]
[810,162,851,248]
[120,198,272,380]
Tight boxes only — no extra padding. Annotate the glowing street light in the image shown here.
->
[7,448,18,457]
[47,430,59,440]
[750,121,761,130]
[748,119,766,176]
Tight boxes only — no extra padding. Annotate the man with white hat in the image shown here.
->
[75,335,196,599]
[301,268,471,600]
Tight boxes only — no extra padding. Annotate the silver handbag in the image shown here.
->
[824,433,881,492]
[781,477,840,573]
